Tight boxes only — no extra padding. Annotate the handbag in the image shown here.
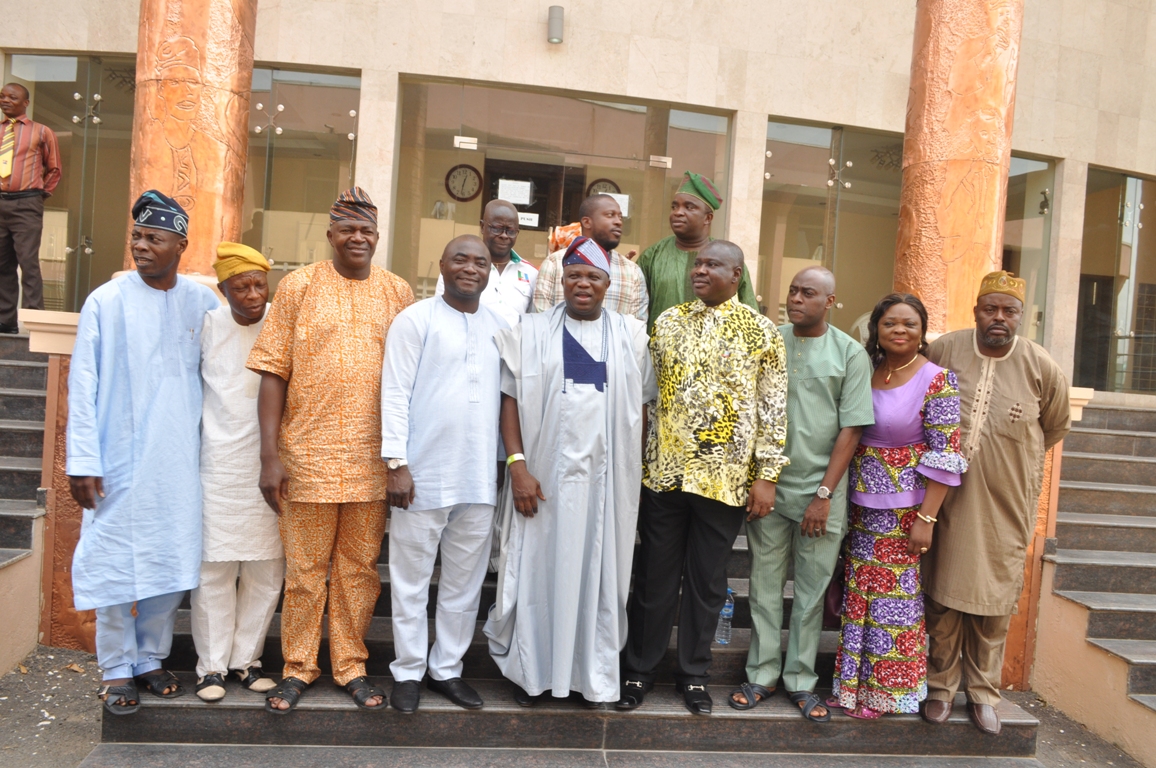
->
[822,550,847,630]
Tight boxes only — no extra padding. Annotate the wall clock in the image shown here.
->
[585,178,621,196]
[445,164,482,202]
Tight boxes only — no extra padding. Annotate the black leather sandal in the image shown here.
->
[98,682,140,715]
[790,690,832,722]
[728,682,775,710]
[343,676,387,710]
[265,676,308,715]
[135,669,183,698]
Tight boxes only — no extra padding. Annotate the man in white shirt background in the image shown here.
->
[437,199,536,327]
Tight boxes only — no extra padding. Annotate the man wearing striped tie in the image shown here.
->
[0,83,61,333]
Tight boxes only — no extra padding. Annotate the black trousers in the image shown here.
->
[623,488,746,686]
[0,194,45,327]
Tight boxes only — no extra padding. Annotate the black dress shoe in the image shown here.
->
[390,679,421,713]
[615,679,652,710]
[679,682,713,715]
[0,324,18,335]
[427,677,483,709]
[512,685,542,707]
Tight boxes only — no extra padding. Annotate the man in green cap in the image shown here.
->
[636,171,758,332]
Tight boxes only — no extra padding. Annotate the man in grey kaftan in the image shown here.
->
[484,237,656,703]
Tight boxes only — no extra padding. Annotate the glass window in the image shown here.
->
[7,54,137,311]
[758,121,901,339]
[1074,169,1156,392]
[391,80,730,298]
[759,118,1053,343]
[242,67,360,294]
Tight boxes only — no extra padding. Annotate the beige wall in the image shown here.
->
[0,518,43,674]
[7,0,1156,364]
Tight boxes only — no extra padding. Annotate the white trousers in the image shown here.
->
[389,503,494,682]
[190,558,285,678]
[96,590,184,681]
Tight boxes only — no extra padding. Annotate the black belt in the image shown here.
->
[0,190,43,200]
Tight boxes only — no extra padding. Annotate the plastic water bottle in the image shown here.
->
[714,588,735,645]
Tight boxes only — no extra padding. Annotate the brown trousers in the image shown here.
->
[925,596,1012,707]
[0,194,44,327]
[279,500,386,686]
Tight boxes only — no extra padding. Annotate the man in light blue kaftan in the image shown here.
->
[67,190,219,712]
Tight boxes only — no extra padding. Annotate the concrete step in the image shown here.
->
[0,546,30,571]
[1130,693,1156,714]
[165,612,828,685]
[0,418,43,459]
[377,534,757,580]
[80,744,1049,767]
[1055,590,1156,640]
[1087,638,1156,694]
[1062,452,1156,487]
[1067,427,1156,457]
[0,334,47,363]
[0,456,40,499]
[99,675,1038,758]
[0,497,41,549]
[0,358,47,390]
[0,386,45,422]
[1057,480,1156,517]
[1045,549,1156,594]
[1079,405,1156,433]
[1055,512,1156,552]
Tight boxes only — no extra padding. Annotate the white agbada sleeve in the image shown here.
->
[380,305,428,462]
[66,297,104,479]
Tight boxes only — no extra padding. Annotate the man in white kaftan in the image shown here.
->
[68,191,219,711]
[485,237,656,704]
[381,235,508,713]
[189,243,284,701]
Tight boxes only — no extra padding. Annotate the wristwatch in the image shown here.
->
[385,458,408,471]
[816,486,832,500]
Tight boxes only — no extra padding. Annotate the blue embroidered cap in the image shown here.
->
[131,190,189,237]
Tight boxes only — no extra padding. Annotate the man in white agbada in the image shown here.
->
[189,242,284,702]
[68,190,219,715]
[381,235,508,713]
[485,236,656,705]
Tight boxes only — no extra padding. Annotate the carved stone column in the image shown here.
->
[126,0,258,276]
[893,0,1024,333]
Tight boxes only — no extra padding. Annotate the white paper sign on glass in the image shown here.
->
[606,193,630,217]
[498,179,533,206]
[518,212,539,227]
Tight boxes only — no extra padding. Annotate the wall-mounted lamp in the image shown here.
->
[548,6,564,44]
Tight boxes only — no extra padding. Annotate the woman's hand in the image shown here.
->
[510,462,546,517]
[908,518,934,555]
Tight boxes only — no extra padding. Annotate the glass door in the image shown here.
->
[8,54,136,311]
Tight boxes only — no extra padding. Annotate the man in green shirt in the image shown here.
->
[731,266,874,722]
[636,171,758,332]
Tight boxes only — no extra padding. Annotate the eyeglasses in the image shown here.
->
[485,224,519,238]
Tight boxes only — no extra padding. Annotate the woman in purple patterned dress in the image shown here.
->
[831,294,967,720]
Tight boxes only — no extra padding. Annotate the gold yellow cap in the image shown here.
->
[213,242,269,283]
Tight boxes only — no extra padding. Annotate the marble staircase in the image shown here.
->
[0,334,45,575]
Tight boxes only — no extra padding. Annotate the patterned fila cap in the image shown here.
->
[562,236,611,276]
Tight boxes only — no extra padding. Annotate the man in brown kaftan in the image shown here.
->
[922,271,1070,736]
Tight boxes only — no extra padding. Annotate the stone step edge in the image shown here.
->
[1063,451,1156,465]
[1059,479,1156,494]
[0,456,42,472]
[1086,638,1156,665]
[1069,426,1156,439]
[0,547,31,571]
[0,386,46,398]
[1129,693,1156,714]
[0,418,45,432]
[1054,590,1156,613]
[1056,512,1156,529]
[122,673,1041,728]
[0,498,42,516]
[1042,549,1156,567]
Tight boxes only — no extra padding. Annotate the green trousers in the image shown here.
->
[744,507,843,693]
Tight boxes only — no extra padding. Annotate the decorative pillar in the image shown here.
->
[126,0,258,276]
[893,0,1024,333]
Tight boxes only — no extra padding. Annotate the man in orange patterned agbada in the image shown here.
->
[247,187,413,714]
